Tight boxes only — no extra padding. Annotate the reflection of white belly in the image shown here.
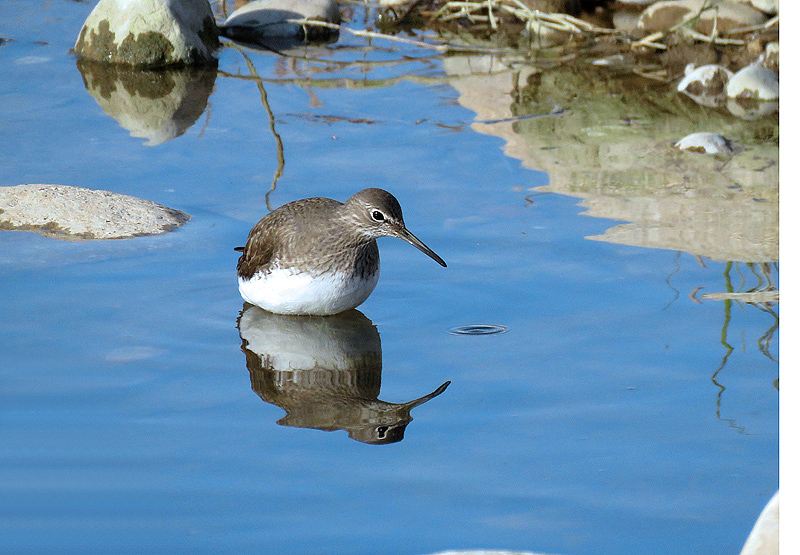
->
[238,268,380,316]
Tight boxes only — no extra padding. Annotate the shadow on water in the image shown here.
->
[237,304,450,444]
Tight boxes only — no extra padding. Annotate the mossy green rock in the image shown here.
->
[74,0,218,67]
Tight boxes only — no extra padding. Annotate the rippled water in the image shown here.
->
[0,1,778,554]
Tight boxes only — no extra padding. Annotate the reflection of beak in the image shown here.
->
[404,381,451,409]
[395,226,447,267]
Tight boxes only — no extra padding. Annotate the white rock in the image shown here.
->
[674,132,734,155]
[678,64,734,106]
[220,0,341,40]
[740,491,779,555]
[0,184,190,240]
[726,64,779,101]
[74,0,218,67]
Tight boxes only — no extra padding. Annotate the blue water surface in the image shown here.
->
[0,2,778,555]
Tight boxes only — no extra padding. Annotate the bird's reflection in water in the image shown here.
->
[238,304,450,444]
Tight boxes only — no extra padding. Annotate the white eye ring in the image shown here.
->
[371,210,385,222]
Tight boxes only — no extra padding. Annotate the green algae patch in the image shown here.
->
[117,31,176,67]
[75,19,119,63]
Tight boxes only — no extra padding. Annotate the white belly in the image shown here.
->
[238,268,379,316]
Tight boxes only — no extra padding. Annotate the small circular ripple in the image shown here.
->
[448,324,508,336]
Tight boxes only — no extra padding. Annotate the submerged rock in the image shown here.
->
[219,0,341,42]
[677,64,733,107]
[74,0,218,67]
[0,184,190,240]
[674,132,734,155]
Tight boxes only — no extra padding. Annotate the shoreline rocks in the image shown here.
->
[677,61,778,118]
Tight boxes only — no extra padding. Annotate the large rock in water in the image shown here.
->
[219,0,341,42]
[0,184,190,240]
[74,0,219,67]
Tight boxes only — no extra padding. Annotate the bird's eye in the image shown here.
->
[371,210,385,222]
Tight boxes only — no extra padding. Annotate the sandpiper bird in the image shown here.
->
[236,188,446,316]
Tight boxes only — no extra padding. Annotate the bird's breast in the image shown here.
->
[239,267,380,316]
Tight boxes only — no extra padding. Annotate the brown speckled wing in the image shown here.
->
[236,197,343,280]
[238,211,286,280]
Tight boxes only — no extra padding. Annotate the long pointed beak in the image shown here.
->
[395,226,447,267]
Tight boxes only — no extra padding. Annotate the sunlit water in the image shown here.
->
[0,2,778,555]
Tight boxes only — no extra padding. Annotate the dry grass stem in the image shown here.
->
[723,15,779,35]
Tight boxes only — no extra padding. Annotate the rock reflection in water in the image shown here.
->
[76,59,217,146]
[238,304,450,444]
[443,55,778,263]
[222,33,339,54]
